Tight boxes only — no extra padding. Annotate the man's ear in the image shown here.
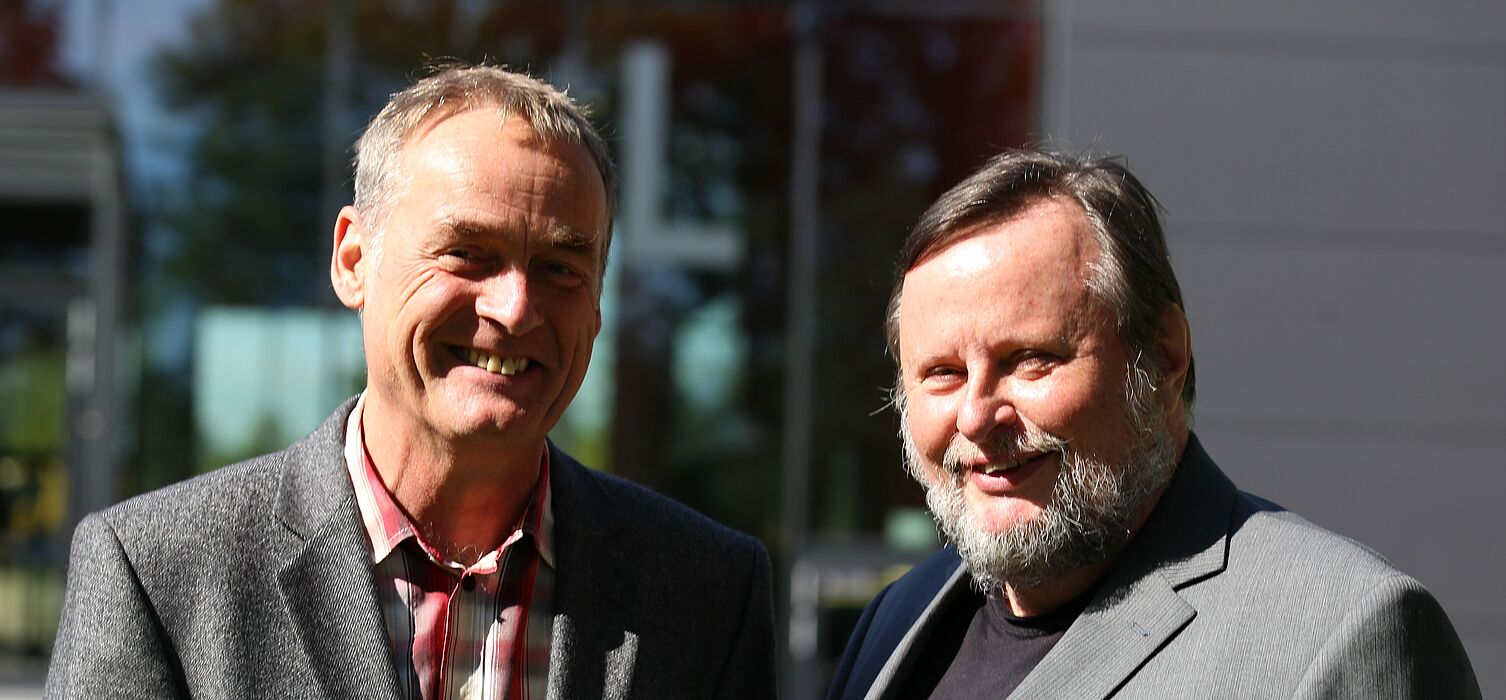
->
[1153,305,1192,408]
[330,206,367,310]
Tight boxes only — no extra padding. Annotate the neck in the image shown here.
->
[360,397,543,562]
[1003,559,1114,618]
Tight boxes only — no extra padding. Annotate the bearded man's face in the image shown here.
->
[899,364,1175,593]
[893,198,1178,594]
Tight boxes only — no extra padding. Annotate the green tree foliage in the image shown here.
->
[153,0,335,307]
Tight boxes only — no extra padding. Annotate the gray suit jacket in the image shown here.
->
[830,435,1480,699]
[45,399,776,699]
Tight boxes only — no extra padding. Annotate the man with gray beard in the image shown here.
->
[828,149,1479,699]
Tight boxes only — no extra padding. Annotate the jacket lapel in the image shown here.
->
[1012,435,1236,700]
[869,563,970,700]
[273,400,404,700]
[545,444,643,700]
[1008,570,1194,699]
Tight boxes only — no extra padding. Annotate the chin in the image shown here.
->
[427,401,524,438]
[965,486,1044,524]
[968,503,1042,538]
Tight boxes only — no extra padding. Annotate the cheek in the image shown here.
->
[1017,372,1124,441]
[905,394,957,459]
[555,296,603,341]
[401,277,475,327]
[1021,390,1090,431]
[382,257,453,303]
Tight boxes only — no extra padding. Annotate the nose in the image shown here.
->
[475,267,543,335]
[956,376,1017,444]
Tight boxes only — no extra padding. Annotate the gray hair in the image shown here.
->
[886,148,1195,408]
[352,63,617,272]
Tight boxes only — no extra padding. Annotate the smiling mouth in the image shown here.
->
[453,346,531,376]
[973,452,1048,476]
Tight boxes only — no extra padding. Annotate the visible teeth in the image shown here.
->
[981,461,1021,475]
[464,348,530,376]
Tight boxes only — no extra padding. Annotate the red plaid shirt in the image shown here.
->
[345,396,555,700]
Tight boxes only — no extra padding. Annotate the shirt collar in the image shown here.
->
[344,392,555,569]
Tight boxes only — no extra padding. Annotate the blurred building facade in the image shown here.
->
[0,0,125,669]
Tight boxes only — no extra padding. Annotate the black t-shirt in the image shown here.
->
[900,585,1096,698]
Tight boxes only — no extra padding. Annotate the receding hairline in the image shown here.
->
[375,103,607,208]
[411,104,605,181]
[903,193,1093,273]
[400,96,562,146]
[888,192,1106,367]
[352,65,617,239]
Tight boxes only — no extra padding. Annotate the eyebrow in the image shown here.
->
[439,218,600,255]
[540,223,599,254]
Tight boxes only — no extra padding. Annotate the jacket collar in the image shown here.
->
[273,398,404,700]
[543,441,644,696]
[866,563,971,699]
[271,401,648,698]
[273,397,361,540]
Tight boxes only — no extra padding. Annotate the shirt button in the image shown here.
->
[461,576,476,592]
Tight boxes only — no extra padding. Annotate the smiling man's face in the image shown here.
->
[344,107,606,450]
[895,197,1176,591]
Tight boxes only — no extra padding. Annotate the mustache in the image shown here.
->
[939,425,1070,478]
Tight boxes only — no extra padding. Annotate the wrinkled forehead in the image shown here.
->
[399,109,607,223]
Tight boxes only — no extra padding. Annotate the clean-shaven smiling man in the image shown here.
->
[48,64,776,700]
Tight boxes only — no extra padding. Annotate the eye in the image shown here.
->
[920,365,965,387]
[537,260,587,288]
[1011,351,1060,378]
[437,247,494,277]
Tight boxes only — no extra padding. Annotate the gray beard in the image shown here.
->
[899,362,1178,596]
